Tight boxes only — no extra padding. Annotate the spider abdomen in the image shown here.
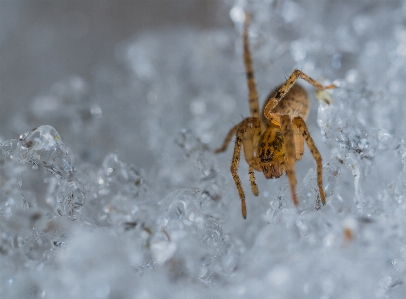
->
[262,83,310,122]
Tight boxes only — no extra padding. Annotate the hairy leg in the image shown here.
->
[264,70,335,124]
[214,122,241,153]
[230,117,262,219]
[243,12,260,119]
[281,115,298,206]
[293,125,305,160]
[231,127,247,219]
[248,163,259,196]
[293,116,326,205]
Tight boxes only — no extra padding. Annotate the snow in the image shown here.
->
[1,0,406,298]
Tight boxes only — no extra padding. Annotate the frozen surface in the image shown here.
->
[1,0,406,298]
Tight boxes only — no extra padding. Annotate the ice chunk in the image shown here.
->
[55,178,86,220]
[0,139,18,158]
[14,125,75,181]
[0,125,85,220]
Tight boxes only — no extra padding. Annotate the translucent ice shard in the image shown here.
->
[15,125,75,181]
[0,139,18,157]
[55,178,86,220]
[0,125,85,220]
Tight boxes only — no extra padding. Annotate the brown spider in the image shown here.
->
[215,13,335,219]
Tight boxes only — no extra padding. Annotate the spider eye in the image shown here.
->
[260,152,274,163]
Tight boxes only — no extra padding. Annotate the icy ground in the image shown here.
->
[1,1,406,298]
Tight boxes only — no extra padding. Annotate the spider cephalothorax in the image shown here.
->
[215,13,335,218]
[257,126,285,178]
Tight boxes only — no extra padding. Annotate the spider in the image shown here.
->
[215,13,335,219]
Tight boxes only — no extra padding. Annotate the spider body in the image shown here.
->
[215,13,335,218]
[258,84,309,177]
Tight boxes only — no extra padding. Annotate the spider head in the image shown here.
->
[257,128,286,179]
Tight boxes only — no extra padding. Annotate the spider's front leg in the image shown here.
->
[248,164,259,196]
[229,117,260,219]
[230,126,247,219]
[281,115,299,206]
[263,70,335,124]
[293,116,326,205]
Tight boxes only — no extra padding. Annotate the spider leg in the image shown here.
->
[242,117,261,164]
[231,126,247,219]
[293,116,326,205]
[230,117,260,219]
[243,12,260,119]
[214,122,241,153]
[242,117,261,197]
[293,125,305,160]
[281,115,298,206]
[248,163,259,196]
[264,69,335,124]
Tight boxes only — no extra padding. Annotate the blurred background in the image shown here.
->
[0,0,231,109]
[0,0,232,169]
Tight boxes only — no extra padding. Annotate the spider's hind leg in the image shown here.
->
[214,122,241,153]
[243,12,260,119]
